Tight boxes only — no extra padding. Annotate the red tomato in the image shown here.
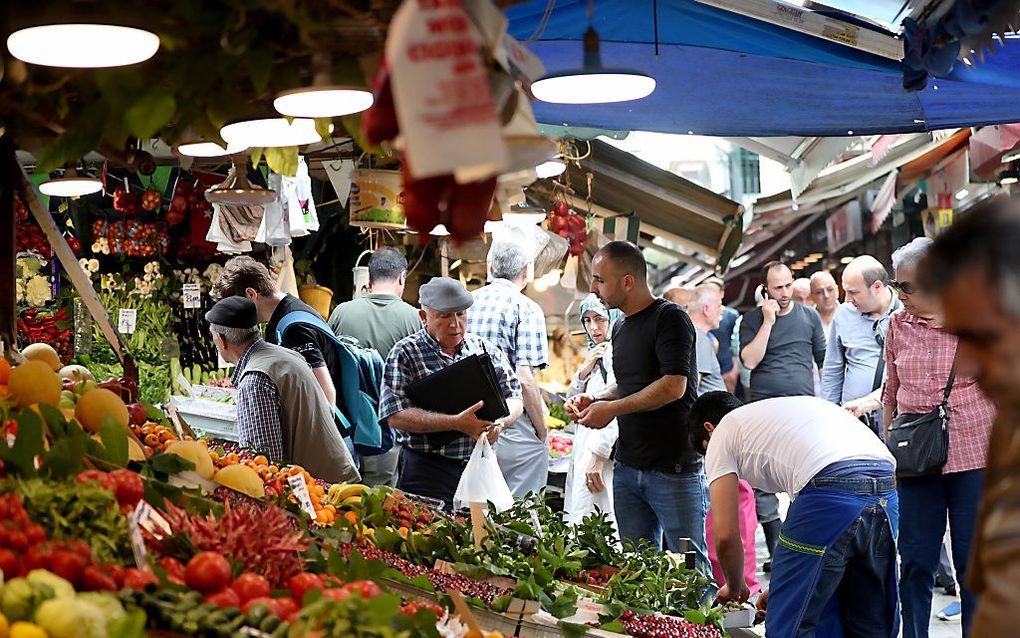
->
[6,531,27,551]
[0,548,21,579]
[100,563,125,588]
[241,597,279,616]
[76,470,115,491]
[65,539,93,561]
[22,545,53,572]
[321,588,350,602]
[108,469,144,507]
[271,597,298,619]
[123,567,159,590]
[231,572,271,603]
[185,552,233,593]
[287,572,324,602]
[82,565,118,592]
[205,588,242,609]
[340,580,383,599]
[158,556,186,581]
[24,524,46,545]
[49,550,88,586]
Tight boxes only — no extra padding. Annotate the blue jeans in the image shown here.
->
[898,469,984,638]
[612,461,709,569]
[768,460,899,638]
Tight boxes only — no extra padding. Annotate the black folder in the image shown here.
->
[406,353,510,423]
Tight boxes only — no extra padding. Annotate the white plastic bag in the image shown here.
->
[454,436,514,512]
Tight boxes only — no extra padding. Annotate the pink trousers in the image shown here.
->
[705,478,761,595]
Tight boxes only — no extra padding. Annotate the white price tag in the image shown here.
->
[128,503,150,568]
[182,283,202,309]
[118,309,137,334]
[287,473,317,520]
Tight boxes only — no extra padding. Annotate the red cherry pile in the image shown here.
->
[350,543,512,606]
[546,201,588,256]
[617,610,723,638]
[573,568,612,587]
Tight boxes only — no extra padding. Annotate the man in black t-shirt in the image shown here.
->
[566,241,707,567]
[212,257,341,420]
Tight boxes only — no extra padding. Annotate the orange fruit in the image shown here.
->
[0,358,11,384]
[8,360,61,408]
[253,455,268,466]
[344,511,359,525]
[75,388,129,432]
[316,510,329,524]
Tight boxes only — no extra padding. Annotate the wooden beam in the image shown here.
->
[17,163,137,384]
[694,0,903,60]
[637,237,715,271]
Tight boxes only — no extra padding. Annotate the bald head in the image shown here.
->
[792,278,813,307]
[810,270,839,314]
[842,255,892,315]
[664,287,693,310]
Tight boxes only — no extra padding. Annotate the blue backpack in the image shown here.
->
[275,310,394,456]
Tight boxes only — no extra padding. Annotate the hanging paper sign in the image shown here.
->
[286,473,317,520]
[182,283,201,309]
[118,309,137,334]
[387,0,509,182]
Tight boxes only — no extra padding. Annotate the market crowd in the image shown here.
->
[201,199,1020,638]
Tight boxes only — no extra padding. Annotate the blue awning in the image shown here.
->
[505,0,1020,137]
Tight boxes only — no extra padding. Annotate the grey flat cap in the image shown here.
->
[419,277,474,313]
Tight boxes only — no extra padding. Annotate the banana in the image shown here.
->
[339,495,363,509]
[335,483,368,501]
[327,483,349,505]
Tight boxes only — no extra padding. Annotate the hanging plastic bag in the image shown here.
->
[454,436,514,512]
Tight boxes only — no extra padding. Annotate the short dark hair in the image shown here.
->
[212,256,276,301]
[369,247,408,283]
[920,201,1020,318]
[597,240,647,280]
[688,391,744,455]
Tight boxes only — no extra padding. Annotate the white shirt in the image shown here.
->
[705,396,895,496]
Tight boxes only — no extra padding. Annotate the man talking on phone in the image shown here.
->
[738,261,827,570]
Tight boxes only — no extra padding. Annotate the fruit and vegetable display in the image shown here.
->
[548,432,573,460]
[0,351,737,638]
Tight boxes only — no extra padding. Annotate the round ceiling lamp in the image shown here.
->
[176,140,248,158]
[535,159,566,179]
[7,24,159,68]
[220,118,321,149]
[531,26,655,104]
[39,168,102,197]
[503,205,548,226]
[205,155,277,206]
[274,87,374,119]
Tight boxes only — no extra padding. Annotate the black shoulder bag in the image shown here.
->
[886,348,957,478]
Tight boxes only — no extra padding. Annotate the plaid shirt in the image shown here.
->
[379,329,521,460]
[882,312,995,473]
[232,339,285,461]
[467,279,549,370]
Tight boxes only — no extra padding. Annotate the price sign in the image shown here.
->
[118,309,137,334]
[287,473,317,520]
[183,283,202,309]
[128,503,150,568]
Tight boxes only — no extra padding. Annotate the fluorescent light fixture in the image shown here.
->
[531,27,655,104]
[503,208,547,226]
[429,222,502,237]
[840,256,854,264]
[176,140,248,158]
[955,188,969,200]
[273,86,374,118]
[8,24,159,68]
[220,118,320,149]
[532,269,562,292]
[535,159,566,179]
[1001,175,1019,186]
[39,176,103,197]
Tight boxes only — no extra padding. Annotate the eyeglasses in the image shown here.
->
[889,280,916,295]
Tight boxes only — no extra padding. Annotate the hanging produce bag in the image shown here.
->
[454,436,514,512]
[386,0,508,182]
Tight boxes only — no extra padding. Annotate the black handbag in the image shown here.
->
[886,348,957,478]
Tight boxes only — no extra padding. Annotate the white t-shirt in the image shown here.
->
[704,396,895,496]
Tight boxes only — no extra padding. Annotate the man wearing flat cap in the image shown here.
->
[380,277,524,505]
[207,296,360,484]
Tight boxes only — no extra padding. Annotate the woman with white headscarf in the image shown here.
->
[564,294,621,526]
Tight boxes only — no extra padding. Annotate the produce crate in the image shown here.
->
[170,388,238,441]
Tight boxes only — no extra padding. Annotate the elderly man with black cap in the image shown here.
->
[379,277,524,505]
[206,296,360,484]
